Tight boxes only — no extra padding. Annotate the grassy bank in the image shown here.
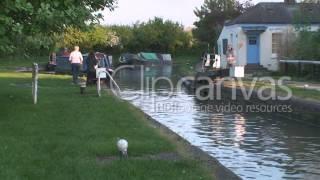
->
[0,56,48,69]
[231,79,320,101]
[0,71,211,179]
[288,86,320,101]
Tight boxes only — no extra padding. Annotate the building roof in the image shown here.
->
[226,2,320,26]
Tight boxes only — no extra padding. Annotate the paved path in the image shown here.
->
[286,81,320,91]
[244,76,320,91]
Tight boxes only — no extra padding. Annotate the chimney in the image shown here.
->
[284,0,296,4]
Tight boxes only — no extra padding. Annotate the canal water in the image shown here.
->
[113,66,320,180]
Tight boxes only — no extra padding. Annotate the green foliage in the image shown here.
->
[293,30,320,60]
[303,0,320,3]
[0,0,117,55]
[193,0,252,46]
[109,25,134,50]
[0,56,48,69]
[279,29,320,80]
[86,26,120,50]
[58,17,194,54]
[284,1,320,61]
[111,18,194,53]
[60,26,119,52]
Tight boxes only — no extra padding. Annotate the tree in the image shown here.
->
[0,0,117,54]
[60,26,119,52]
[55,18,193,54]
[110,18,193,53]
[110,25,135,51]
[132,18,193,53]
[193,0,252,46]
[294,30,320,60]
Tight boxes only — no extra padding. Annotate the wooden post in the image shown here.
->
[314,64,320,79]
[312,64,316,80]
[32,63,39,104]
[298,62,301,76]
[284,62,288,74]
[97,76,101,97]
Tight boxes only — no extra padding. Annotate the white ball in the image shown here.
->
[117,139,128,152]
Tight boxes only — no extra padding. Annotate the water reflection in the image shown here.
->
[113,66,320,180]
[234,114,246,147]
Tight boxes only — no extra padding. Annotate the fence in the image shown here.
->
[279,60,320,79]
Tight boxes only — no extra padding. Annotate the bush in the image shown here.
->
[111,17,194,54]
[56,17,195,55]
[294,29,320,60]
[59,26,120,53]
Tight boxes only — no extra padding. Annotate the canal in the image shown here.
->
[113,65,320,180]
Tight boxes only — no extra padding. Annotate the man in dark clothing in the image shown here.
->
[86,52,98,85]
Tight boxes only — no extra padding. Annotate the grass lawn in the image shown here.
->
[0,56,48,69]
[287,86,320,101]
[0,71,211,180]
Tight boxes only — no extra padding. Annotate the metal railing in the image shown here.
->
[280,60,320,65]
[96,69,121,97]
[279,60,320,79]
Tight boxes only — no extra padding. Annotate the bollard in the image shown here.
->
[32,63,38,104]
[80,82,86,95]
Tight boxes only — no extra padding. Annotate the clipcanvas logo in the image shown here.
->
[110,65,293,102]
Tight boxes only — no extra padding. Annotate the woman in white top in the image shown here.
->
[227,46,235,68]
[69,46,83,84]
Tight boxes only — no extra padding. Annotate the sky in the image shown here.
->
[101,0,284,27]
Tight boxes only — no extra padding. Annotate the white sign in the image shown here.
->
[213,55,221,69]
[108,56,113,65]
[96,68,121,97]
[230,66,244,78]
[161,54,172,61]
[96,68,107,78]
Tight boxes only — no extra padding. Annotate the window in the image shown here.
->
[222,39,228,55]
[249,39,257,45]
[230,34,233,45]
[272,33,282,54]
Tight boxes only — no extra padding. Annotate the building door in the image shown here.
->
[247,35,260,64]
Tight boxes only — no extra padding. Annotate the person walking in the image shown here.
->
[86,51,98,85]
[69,46,83,84]
[62,47,70,57]
[47,52,57,71]
[227,45,235,68]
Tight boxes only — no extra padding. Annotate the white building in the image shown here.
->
[217,1,320,72]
